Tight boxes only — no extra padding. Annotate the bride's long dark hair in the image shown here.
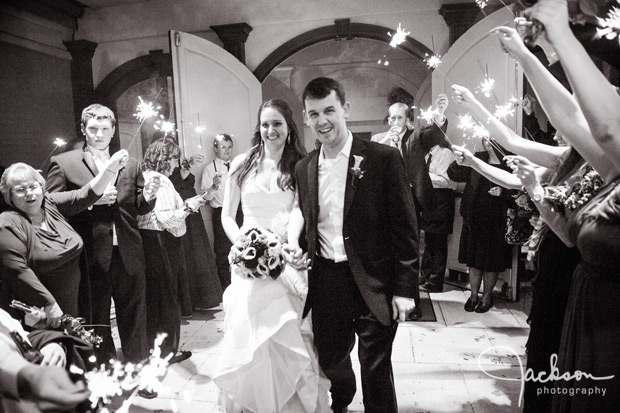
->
[234,99,306,191]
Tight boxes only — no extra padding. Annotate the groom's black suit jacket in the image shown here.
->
[296,137,419,325]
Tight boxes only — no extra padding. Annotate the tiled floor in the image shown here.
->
[118,283,532,412]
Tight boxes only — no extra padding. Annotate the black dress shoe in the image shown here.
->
[408,307,423,321]
[137,388,158,399]
[331,404,348,413]
[464,298,478,312]
[420,282,443,293]
[169,350,192,365]
[475,299,494,313]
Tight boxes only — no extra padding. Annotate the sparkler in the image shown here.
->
[418,105,440,125]
[424,36,442,69]
[154,117,176,137]
[478,76,495,98]
[493,98,518,120]
[596,5,620,43]
[81,333,170,411]
[38,137,67,170]
[389,23,409,48]
[126,88,163,152]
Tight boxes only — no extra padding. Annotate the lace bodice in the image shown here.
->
[240,178,295,239]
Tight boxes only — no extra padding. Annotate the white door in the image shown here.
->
[170,30,262,245]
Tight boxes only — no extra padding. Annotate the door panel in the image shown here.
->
[170,30,262,246]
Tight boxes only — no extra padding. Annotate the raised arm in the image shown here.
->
[492,18,619,179]
[451,145,523,190]
[451,84,566,168]
[221,154,245,243]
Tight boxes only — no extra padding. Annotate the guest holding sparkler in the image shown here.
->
[0,152,129,328]
[409,94,457,293]
[447,137,513,313]
[138,137,206,363]
[46,104,160,366]
[169,152,223,315]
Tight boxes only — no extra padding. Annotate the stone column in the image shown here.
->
[210,23,253,64]
[63,39,98,131]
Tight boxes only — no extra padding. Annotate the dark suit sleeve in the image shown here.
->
[447,160,470,183]
[46,156,69,193]
[0,216,56,308]
[385,149,419,298]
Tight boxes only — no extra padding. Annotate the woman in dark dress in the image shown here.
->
[0,154,128,324]
[448,138,513,313]
[169,157,222,316]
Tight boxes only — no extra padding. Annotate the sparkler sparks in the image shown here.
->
[478,76,495,98]
[82,333,170,411]
[424,53,442,69]
[389,23,410,47]
[155,118,176,136]
[39,137,68,170]
[493,98,518,120]
[418,105,440,125]
[475,0,488,9]
[596,6,620,42]
[457,114,476,132]
[133,96,160,122]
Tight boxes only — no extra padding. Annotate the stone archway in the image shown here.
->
[253,19,432,82]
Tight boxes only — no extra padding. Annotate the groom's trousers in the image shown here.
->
[311,256,399,413]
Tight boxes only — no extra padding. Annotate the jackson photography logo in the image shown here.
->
[477,346,615,407]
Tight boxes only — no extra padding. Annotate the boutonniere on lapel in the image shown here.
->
[349,155,365,188]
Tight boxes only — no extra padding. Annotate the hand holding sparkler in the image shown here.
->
[451,144,477,168]
[523,0,571,49]
[18,364,90,411]
[504,154,539,189]
[450,84,476,107]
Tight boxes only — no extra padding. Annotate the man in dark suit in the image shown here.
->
[291,77,419,413]
[46,104,160,365]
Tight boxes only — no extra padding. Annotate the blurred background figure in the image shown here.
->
[200,134,242,291]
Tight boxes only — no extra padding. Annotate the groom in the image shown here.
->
[293,77,419,413]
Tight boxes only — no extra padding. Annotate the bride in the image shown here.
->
[213,99,330,412]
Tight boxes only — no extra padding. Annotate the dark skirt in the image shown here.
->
[458,223,512,272]
[179,211,223,311]
[140,229,182,358]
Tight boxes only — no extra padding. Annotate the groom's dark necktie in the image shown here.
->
[224,162,230,171]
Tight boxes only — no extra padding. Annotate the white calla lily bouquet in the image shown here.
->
[229,228,284,280]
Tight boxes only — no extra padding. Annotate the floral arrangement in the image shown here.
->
[545,167,604,213]
[350,155,365,188]
[10,300,102,347]
[229,228,284,280]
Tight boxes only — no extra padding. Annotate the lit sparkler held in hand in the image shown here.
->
[424,35,442,69]
[126,89,163,152]
[38,137,67,170]
[493,98,518,120]
[154,117,176,137]
[418,105,440,125]
[596,5,620,43]
[389,23,409,47]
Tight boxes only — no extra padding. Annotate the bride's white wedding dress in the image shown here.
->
[213,177,330,413]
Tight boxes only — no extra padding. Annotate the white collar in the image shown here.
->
[87,145,110,161]
[319,131,353,165]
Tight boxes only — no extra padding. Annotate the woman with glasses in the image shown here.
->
[0,152,129,327]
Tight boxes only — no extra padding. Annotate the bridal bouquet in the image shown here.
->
[229,227,284,280]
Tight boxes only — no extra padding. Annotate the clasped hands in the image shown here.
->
[281,243,311,270]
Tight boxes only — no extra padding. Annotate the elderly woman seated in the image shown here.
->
[0,152,128,327]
